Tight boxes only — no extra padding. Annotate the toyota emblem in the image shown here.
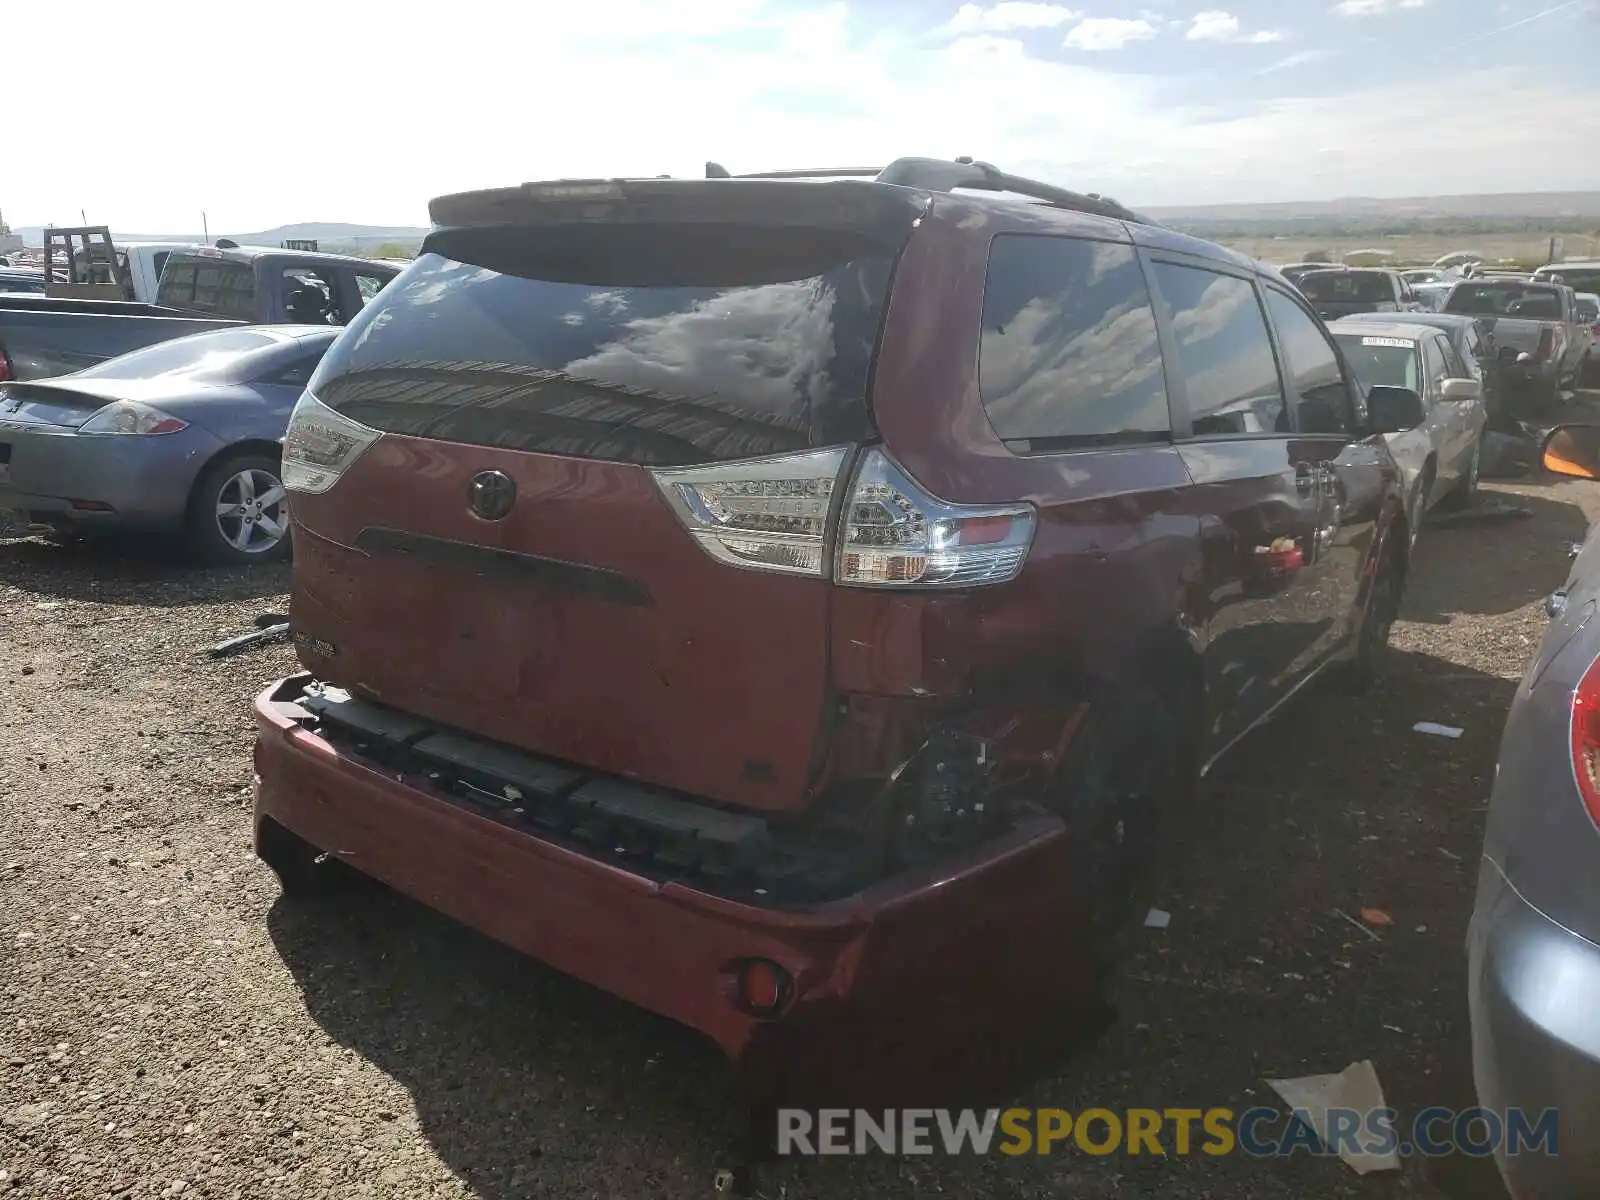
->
[468,469,516,520]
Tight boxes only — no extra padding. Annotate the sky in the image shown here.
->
[6,0,1599,232]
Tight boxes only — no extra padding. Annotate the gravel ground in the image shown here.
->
[2,464,1594,1200]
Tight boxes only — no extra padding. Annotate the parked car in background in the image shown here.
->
[0,246,399,381]
[0,268,46,296]
[1411,281,1456,312]
[1330,321,1486,541]
[1295,267,1425,320]
[1276,262,1336,286]
[249,158,1420,1098]
[1442,279,1593,410]
[1575,291,1600,385]
[0,324,338,561]
[1532,261,1600,295]
[1400,268,1445,286]
[1469,422,1600,1199]
[1335,310,1510,427]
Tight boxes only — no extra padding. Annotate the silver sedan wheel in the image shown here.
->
[214,468,288,555]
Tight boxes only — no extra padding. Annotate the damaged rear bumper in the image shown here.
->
[251,674,1085,1073]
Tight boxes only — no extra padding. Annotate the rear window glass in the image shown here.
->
[309,228,898,466]
[156,256,256,319]
[73,329,278,379]
[1297,272,1394,303]
[1332,333,1421,393]
[978,235,1169,448]
[1536,268,1600,293]
[1445,283,1561,317]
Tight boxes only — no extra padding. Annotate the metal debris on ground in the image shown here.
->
[1359,907,1394,927]
[207,621,290,659]
[1332,908,1383,942]
[1413,721,1464,739]
[1143,907,1172,930]
[1266,1060,1401,1175]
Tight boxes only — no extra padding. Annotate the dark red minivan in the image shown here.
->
[254,158,1415,1092]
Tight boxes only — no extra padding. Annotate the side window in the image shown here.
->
[1148,261,1285,437]
[190,261,256,320]
[1422,336,1449,388]
[282,268,349,325]
[1438,335,1470,379]
[1264,289,1354,436]
[978,235,1169,449]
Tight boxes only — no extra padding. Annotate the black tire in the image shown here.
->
[1056,679,1198,974]
[1441,440,1481,511]
[1341,532,1404,694]
[186,452,291,565]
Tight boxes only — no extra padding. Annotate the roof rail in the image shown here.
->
[702,156,1158,226]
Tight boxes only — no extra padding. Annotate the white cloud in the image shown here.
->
[937,2,1082,35]
[1185,10,1285,42]
[1333,0,1427,14]
[1064,16,1159,49]
[5,0,1599,230]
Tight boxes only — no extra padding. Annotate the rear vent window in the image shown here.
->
[308,227,899,467]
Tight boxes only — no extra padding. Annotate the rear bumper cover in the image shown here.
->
[0,421,213,528]
[1468,857,1600,1196]
[251,675,1084,1073]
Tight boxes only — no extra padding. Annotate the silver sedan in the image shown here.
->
[0,325,337,562]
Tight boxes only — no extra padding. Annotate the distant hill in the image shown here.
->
[13,222,429,249]
[1144,192,1600,223]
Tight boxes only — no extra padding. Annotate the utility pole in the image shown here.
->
[80,208,87,225]
[202,211,209,242]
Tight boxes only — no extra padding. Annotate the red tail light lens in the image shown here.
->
[1569,654,1600,828]
[0,351,11,383]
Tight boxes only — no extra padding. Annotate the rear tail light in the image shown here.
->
[652,446,1036,588]
[835,449,1035,587]
[1570,653,1600,829]
[650,446,845,577]
[282,391,383,495]
[77,400,188,436]
[1590,322,1599,337]
[0,350,11,383]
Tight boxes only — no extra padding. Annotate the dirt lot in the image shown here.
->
[2,466,1594,1200]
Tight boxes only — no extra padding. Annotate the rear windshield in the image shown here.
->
[155,256,256,319]
[72,329,278,379]
[308,226,898,466]
[1332,333,1420,393]
[1297,272,1394,303]
[1444,283,1563,318]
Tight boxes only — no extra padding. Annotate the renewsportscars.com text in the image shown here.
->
[775,1106,1558,1159]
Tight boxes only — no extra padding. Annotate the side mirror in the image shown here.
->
[1440,377,1481,402]
[1367,385,1425,433]
[1544,425,1600,480]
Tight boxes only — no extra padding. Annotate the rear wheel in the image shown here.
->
[186,453,291,565]
[1057,680,1198,975]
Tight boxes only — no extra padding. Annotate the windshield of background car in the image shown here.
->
[308,227,899,467]
[1333,333,1421,393]
[1298,272,1394,303]
[71,329,279,380]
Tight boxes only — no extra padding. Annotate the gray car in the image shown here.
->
[0,325,337,562]
[1469,423,1600,1197]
